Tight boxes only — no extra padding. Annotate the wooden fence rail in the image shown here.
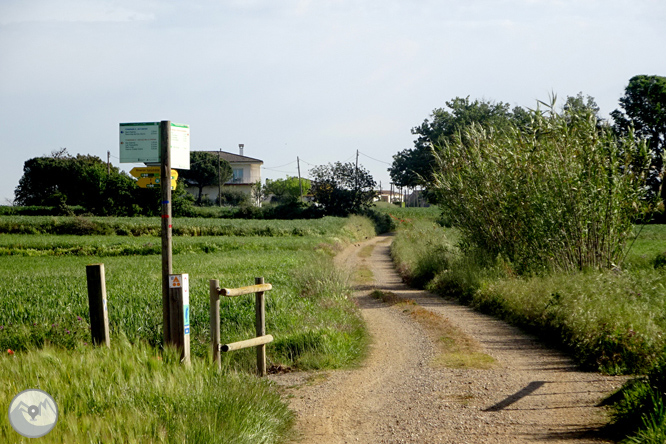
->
[209,277,273,376]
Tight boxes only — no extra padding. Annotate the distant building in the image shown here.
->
[184,148,263,202]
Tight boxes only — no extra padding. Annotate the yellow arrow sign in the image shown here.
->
[130,167,178,180]
[137,177,177,190]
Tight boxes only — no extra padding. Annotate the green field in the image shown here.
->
[0,215,375,443]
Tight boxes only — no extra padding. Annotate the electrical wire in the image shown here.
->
[262,160,298,169]
[359,151,392,165]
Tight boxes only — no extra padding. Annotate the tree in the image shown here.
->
[179,151,232,205]
[309,162,376,216]
[389,97,528,189]
[264,176,311,203]
[14,149,156,215]
[611,75,666,198]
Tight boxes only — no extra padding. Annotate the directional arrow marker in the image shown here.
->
[130,167,178,180]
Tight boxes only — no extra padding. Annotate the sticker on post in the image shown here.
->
[169,275,181,288]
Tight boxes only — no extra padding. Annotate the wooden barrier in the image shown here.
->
[209,277,273,376]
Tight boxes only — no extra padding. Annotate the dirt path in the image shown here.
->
[270,235,627,443]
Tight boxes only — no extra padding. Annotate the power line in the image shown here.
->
[262,167,299,174]
[359,151,392,165]
[262,160,297,169]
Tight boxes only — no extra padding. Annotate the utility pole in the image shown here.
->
[297,156,303,202]
[218,149,222,207]
[355,150,359,189]
[107,151,111,175]
[355,150,359,206]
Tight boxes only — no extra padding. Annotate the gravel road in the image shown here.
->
[270,234,627,443]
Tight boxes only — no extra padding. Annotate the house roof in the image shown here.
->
[197,150,263,164]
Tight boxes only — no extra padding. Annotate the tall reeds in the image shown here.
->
[431,101,653,273]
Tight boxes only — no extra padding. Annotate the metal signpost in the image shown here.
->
[120,121,190,361]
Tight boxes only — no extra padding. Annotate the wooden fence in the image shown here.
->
[209,277,273,376]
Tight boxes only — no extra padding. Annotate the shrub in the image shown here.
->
[430,99,654,273]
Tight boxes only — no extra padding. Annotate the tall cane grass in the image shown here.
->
[430,100,653,273]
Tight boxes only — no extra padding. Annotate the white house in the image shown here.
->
[185,148,263,202]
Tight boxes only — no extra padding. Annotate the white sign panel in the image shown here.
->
[119,122,190,170]
[119,122,160,163]
[170,123,190,169]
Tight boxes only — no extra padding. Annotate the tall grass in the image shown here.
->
[392,221,666,374]
[0,340,292,443]
[0,215,375,441]
[430,101,653,273]
[0,218,373,372]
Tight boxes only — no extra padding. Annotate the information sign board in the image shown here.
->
[119,123,160,163]
[170,123,190,169]
[119,122,190,169]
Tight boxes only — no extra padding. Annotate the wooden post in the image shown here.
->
[168,274,190,365]
[161,120,173,345]
[86,264,110,347]
[210,279,221,370]
[255,277,267,376]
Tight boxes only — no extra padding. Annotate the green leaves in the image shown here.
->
[430,99,654,273]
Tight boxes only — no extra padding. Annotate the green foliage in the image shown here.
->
[13,149,159,216]
[608,355,666,443]
[612,75,666,196]
[0,340,293,443]
[264,176,311,204]
[180,151,232,205]
[0,215,352,237]
[390,97,529,189]
[216,187,251,207]
[309,162,377,216]
[391,221,666,375]
[430,98,654,273]
[0,217,373,368]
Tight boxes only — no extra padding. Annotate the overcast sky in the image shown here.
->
[1,0,665,204]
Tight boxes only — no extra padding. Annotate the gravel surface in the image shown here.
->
[269,234,628,443]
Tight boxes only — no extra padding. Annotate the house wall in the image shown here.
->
[229,163,261,185]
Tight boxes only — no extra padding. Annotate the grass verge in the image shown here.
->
[390,214,666,442]
[0,339,292,443]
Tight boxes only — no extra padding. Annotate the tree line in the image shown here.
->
[11,150,379,218]
[390,74,666,208]
[391,74,666,273]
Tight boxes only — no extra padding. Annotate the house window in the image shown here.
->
[232,168,244,183]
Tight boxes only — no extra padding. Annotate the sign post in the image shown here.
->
[160,121,173,345]
[120,120,189,355]
[168,273,190,364]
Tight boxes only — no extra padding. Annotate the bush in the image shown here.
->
[216,189,251,207]
[430,99,654,273]
[608,354,666,442]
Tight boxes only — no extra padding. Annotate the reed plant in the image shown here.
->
[430,100,654,273]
